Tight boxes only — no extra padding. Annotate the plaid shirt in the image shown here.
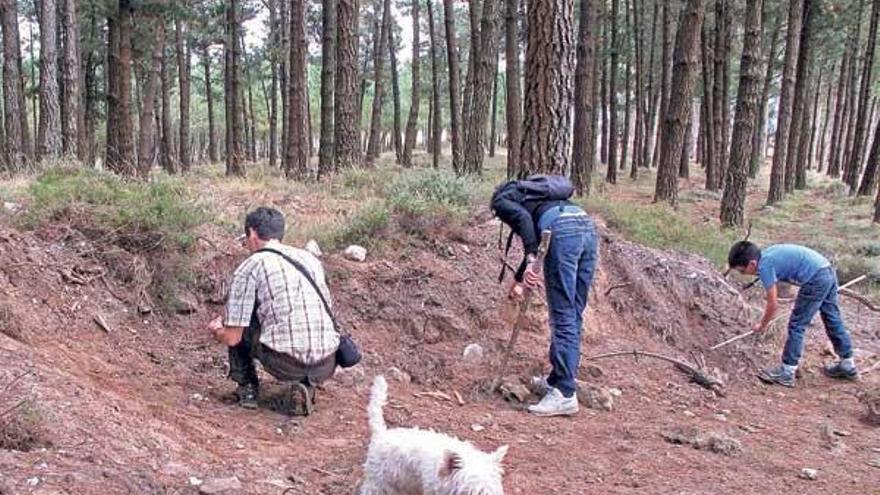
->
[224,242,339,364]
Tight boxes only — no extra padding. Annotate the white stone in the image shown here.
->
[343,245,367,262]
[800,468,818,480]
[462,343,485,364]
[608,388,623,397]
[387,367,411,384]
[471,424,485,432]
[304,240,323,257]
[199,477,243,494]
[189,477,203,487]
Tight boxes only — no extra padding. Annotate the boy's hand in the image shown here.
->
[208,315,223,332]
[751,322,765,333]
[509,283,525,301]
[522,262,543,290]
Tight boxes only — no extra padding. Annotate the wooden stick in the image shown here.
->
[710,330,754,351]
[93,314,113,333]
[840,274,868,290]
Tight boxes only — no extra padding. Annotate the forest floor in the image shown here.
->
[0,154,879,495]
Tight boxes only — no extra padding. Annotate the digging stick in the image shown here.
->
[490,230,552,392]
[710,331,754,351]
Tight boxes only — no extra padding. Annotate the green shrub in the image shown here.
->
[386,168,474,216]
[25,168,206,251]
[317,201,390,250]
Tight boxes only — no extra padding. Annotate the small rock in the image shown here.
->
[608,388,622,397]
[26,478,39,487]
[137,305,153,315]
[800,468,818,481]
[199,477,243,494]
[387,367,411,384]
[343,245,367,262]
[304,240,323,257]
[462,343,484,364]
[174,293,199,315]
[459,245,471,255]
[696,433,742,456]
[235,443,245,450]
[3,202,21,213]
[189,477,204,486]
[832,429,852,437]
[333,364,366,387]
[471,424,485,432]
[584,365,604,378]
[867,459,880,469]
[499,377,532,403]
[577,383,613,412]
[191,393,205,402]
[683,410,696,418]
[713,414,728,422]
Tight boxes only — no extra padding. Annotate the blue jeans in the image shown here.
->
[781,267,854,366]
[543,215,598,397]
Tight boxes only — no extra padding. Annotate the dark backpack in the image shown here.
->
[494,175,574,282]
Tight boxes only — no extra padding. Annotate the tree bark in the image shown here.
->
[106,1,136,175]
[654,0,675,171]
[816,66,834,172]
[700,22,718,190]
[225,0,244,176]
[785,0,816,192]
[621,0,632,175]
[767,0,804,204]
[489,51,499,158]
[61,0,79,158]
[317,0,336,175]
[601,10,609,166]
[750,4,780,178]
[286,0,309,179]
[279,0,289,168]
[572,0,596,195]
[679,102,693,178]
[721,0,763,228]
[335,0,362,169]
[463,0,501,174]
[402,0,421,167]
[366,0,392,164]
[427,0,441,168]
[443,0,464,173]
[606,0,620,182]
[161,31,174,174]
[462,0,482,142]
[389,29,403,162]
[1,0,31,169]
[654,0,705,204]
[504,0,522,177]
[137,19,165,177]
[520,0,577,175]
[840,0,864,184]
[857,0,880,195]
[828,51,851,177]
[38,0,62,160]
[176,19,192,171]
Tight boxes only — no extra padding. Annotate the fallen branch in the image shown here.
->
[583,350,724,395]
[93,314,113,333]
[413,391,454,403]
[839,288,880,312]
[0,398,26,419]
[710,331,754,351]
[604,283,632,297]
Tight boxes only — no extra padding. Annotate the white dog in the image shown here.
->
[360,376,509,495]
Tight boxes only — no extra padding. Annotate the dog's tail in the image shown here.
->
[368,375,388,434]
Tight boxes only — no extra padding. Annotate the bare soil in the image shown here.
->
[1,199,879,494]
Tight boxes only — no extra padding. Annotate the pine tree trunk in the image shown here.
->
[785,0,815,193]
[462,0,482,142]
[335,0,362,169]
[266,1,279,168]
[427,0,441,168]
[38,0,62,160]
[654,0,675,171]
[489,51,499,158]
[106,1,136,175]
[606,0,619,183]
[504,0,522,177]
[225,0,244,176]
[828,51,850,177]
[601,11,609,166]
[279,0,289,168]
[402,0,421,167]
[679,103,693,178]
[857,0,880,195]
[750,5,780,178]
[463,0,501,174]
[841,1,864,186]
[366,0,391,164]
[571,0,596,193]
[1,0,31,169]
[642,0,658,172]
[701,22,718,190]
[137,19,165,177]
[816,68,834,172]
[176,19,192,171]
[286,0,309,179]
[721,0,763,228]
[767,0,804,204]
[200,48,218,163]
[161,34,175,174]
[61,0,79,158]
[443,0,464,173]
[317,0,336,175]
[520,0,576,175]
[720,0,732,181]
[654,0,705,204]
[389,30,403,163]
[711,0,726,190]
[806,72,823,170]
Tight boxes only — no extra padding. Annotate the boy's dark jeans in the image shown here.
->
[228,317,335,388]
[544,216,598,398]
[781,266,854,367]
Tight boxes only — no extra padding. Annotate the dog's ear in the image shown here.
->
[491,445,509,464]
[438,450,463,478]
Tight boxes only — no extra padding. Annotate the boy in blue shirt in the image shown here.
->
[727,241,858,387]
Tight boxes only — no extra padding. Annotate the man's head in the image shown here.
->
[242,207,285,251]
[727,241,761,276]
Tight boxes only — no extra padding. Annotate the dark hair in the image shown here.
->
[728,241,761,269]
[244,207,285,241]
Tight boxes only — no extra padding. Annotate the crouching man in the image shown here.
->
[208,207,339,411]
[727,241,858,387]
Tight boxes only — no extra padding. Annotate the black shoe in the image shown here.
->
[236,383,259,409]
[757,366,796,388]
[823,362,858,381]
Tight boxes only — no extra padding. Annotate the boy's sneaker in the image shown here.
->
[823,361,858,380]
[236,383,259,409]
[528,387,579,417]
[757,365,796,388]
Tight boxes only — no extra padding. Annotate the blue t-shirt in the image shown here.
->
[758,244,831,289]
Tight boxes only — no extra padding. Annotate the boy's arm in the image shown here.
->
[754,285,779,332]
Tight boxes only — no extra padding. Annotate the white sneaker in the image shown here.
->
[527,387,579,417]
